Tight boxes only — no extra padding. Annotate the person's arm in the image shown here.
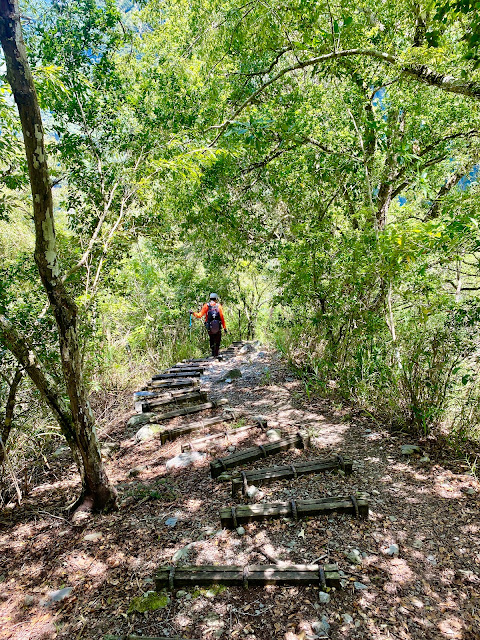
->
[219,305,227,330]
[193,304,208,319]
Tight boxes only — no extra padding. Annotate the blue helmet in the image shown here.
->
[209,292,219,300]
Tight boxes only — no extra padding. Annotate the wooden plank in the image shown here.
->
[155,564,341,591]
[160,413,233,444]
[146,401,216,424]
[135,386,198,400]
[181,423,260,452]
[231,455,353,496]
[105,636,187,640]
[210,432,309,479]
[136,391,208,414]
[220,494,369,528]
[153,371,202,380]
[148,378,199,389]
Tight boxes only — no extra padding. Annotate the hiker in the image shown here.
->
[190,293,227,358]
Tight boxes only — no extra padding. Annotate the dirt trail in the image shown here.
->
[0,344,479,640]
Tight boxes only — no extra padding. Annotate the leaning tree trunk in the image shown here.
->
[0,0,117,512]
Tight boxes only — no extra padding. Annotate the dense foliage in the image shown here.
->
[2,0,480,504]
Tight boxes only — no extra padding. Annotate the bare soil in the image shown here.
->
[1,346,479,640]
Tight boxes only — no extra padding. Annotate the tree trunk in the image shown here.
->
[0,366,23,467]
[0,0,116,512]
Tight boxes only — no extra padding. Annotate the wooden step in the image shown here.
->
[167,366,205,373]
[220,493,369,529]
[136,391,208,414]
[153,371,202,380]
[231,455,353,496]
[155,563,341,590]
[210,432,309,479]
[105,636,187,640]
[135,385,197,400]
[148,378,200,389]
[160,413,233,444]
[181,423,261,452]
[148,401,218,423]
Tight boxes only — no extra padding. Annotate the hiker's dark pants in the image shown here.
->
[209,331,222,357]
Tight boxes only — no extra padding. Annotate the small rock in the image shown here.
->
[176,590,187,598]
[236,526,246,536]
[312,615,330,636]
[371,489,380,495]
[388,515,397,522]
[135,424,163,442]
[227,445,236,452]
[318,591,330,604]
[165,517,178,528]
[463,487,476,496]
[216,472,232,482]
[246,485,259,498]
[24,595,35,607]
[401,444,422,455]
[222,368,242,381]
[343,613,354,624]
[266,429,282,442]
[346,549,363,565]
[412,539,423,549]
[166,451,206,469]
[172,543,194,562]
[52,446,69,458]
[419,456,430,463]
[354,582,368,590]
[426,554,437,566]
[239,344,255,354]
[364,429,372,434]
[128,465,147,477]
[41,587,73,607]
[384,544,399,556]
[127,413,155,428]
[225,378,232,383]
[83,532,102,542]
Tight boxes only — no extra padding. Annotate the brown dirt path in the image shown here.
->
[0,345,479,640]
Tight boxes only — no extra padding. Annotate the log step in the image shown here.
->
[136,391,208,414]
[142,401,217,425]
[181,423,261,452]
[153,371,202,380]
[148,378,200,389]
[135,385,197,400]
[105,636,187,640]
[155,563,341,590]
[231,455,353,496]
[220,494,369,529]
[160,413,233,445]
[210,432,309,479]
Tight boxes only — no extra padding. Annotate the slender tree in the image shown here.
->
[0,0,117,512]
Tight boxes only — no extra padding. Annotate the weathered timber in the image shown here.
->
[135,386,197,400]
[105,636,187,640]
[182,358,211,363]
[181,423,259,452]
[160,413,234,444]
[148,378,199,389]
[231,455,353,496]
[152,371,202,380]
[155,564,341,590]
[136,391,208,414]
[220,493,369,528]
[145,401,216,424]
[170,364,205,372]
[210,432,309,479]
